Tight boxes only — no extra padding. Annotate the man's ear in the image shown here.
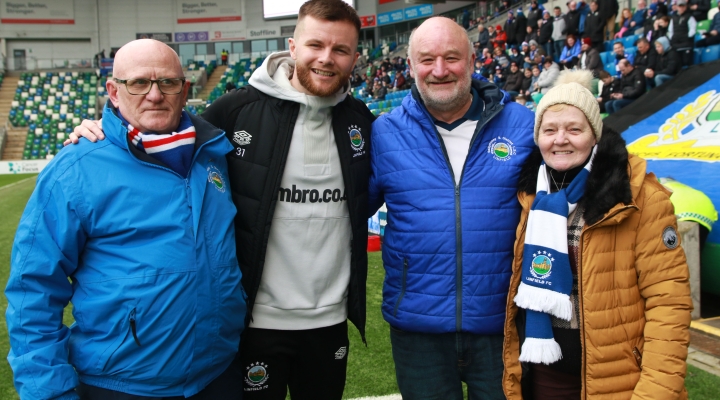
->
[107,80,121,108]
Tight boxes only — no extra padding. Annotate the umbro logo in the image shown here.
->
[233,130,252,146]
[335,346,347,360]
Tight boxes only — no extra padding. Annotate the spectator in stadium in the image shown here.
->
[70,1,375,398]
[509,46,525,66]
[633,37,658,79]
[221,48,229,65]
[393,70,407,91]
[579,37,604,76]
[533,57,561,103]
[539,10,555,57]
[584,1,607,51]
[528,1,544,30]
[373,80,387,100]
[613,41,635,77]
[493,65,506,86]
[369,16,535,399]
[616,8,636,38]
[380,69,391,85]
[598,0,620,39]
[632,0,648,33]
[520,67,535,98]
[506,10,519,46]
[668,0,697,66]
[564,1,583,36]
[516,8,529,44]
[225,80,237,93]
[381,57,392,71]
[559,34,582,68]
[7,38,246,400]
[493,45,511,69]
[646,36,682,86]
[351,72,364,87]
[494,24,509,48]
[525,25,540,43]
[696,3,720,47]
[504,61,525,98]
[488,24,497,42]
[553,6,568,57]
[478,24,490,50]
[501,69,691,400]
[689,0,711,22]
[605,59,645,113]
[647,15,671,42]
[596,69,621,112]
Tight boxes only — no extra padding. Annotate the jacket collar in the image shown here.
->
[518,128,637,226]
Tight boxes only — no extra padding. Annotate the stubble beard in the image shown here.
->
[295,61,349,97]
[416,71,473,114]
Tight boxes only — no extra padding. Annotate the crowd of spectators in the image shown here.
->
[353,56,413,101]
[467,0,719,113]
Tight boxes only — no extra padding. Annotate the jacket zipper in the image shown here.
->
[394,259,409,317]
[129,308,141,346]
[425,101,502,332]
[632,347,643,368]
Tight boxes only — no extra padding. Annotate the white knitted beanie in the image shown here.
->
[534,69,603,145]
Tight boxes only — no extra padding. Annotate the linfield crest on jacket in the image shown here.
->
[369,79,536,335]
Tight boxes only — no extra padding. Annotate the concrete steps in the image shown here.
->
[198,65,227,100]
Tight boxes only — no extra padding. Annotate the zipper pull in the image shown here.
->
[129,309,141,346]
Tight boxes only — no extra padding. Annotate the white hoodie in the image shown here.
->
[247,51,352,330]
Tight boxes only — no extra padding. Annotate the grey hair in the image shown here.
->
[407,17,474,65]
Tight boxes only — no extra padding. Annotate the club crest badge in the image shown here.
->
[530,251,554,279]
[488,136,516,161]
[245,362,270,388]
[233,130,252,146]
[662,226,679,249]
[348,125,365,153]
[207,165,226,193]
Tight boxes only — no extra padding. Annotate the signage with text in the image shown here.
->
[1,0,74,24]
[360,15,376,28]
[177,0,242,24]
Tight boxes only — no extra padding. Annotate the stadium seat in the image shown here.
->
[701,45,720,63]
[694,48,703,64]
[697,20,711,32]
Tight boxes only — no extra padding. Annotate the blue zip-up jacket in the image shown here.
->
[6,102,246,399]
[369,80,535,335]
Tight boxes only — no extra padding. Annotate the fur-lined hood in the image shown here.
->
[517,127,634,225]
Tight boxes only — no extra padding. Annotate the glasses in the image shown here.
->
[113,78,186,95]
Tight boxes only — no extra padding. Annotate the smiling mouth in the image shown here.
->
[554,151,573,154]
[312,69,335,77]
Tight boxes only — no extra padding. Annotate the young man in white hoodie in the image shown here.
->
[67,1,374,399]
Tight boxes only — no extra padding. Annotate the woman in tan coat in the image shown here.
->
[502,70,692,399]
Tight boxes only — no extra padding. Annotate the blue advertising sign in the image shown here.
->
[377,9,404,25]
[404,4,433,20]
[174,31,209,42]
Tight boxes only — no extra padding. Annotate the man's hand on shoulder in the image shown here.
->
[64,119,105,146]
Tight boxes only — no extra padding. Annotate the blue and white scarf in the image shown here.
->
[514,147,596,364]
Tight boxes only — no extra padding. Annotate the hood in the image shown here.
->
[656,36,671,53]
[249,51,347,109]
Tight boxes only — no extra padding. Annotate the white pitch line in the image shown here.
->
[0,176,36,191]
[349,395,402,400]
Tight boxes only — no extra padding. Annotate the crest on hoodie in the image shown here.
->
[349,125,365,156]
[245,362,270,388]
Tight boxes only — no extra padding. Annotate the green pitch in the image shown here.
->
[0,177,718,399]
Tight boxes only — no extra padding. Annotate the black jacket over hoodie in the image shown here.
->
[202,85,375,341]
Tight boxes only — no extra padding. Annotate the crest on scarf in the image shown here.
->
[530,252,554,279]
[207,165,226,193]
[233,130,252,146]
[488,136,516,161]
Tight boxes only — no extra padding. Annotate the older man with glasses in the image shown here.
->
[5,38,246,400]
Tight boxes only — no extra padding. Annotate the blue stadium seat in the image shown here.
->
[605,62,615,73]
[701,45,720,63]
[622,34,640,47]
[694,48,703,64]
[600,51,613,64]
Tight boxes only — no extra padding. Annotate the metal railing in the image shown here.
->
[9,58,94,71]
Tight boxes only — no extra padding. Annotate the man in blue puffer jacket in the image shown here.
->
[369,17,535,399]
[5,39,246,400]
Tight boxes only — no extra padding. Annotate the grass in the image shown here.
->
[1,178,719,399]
